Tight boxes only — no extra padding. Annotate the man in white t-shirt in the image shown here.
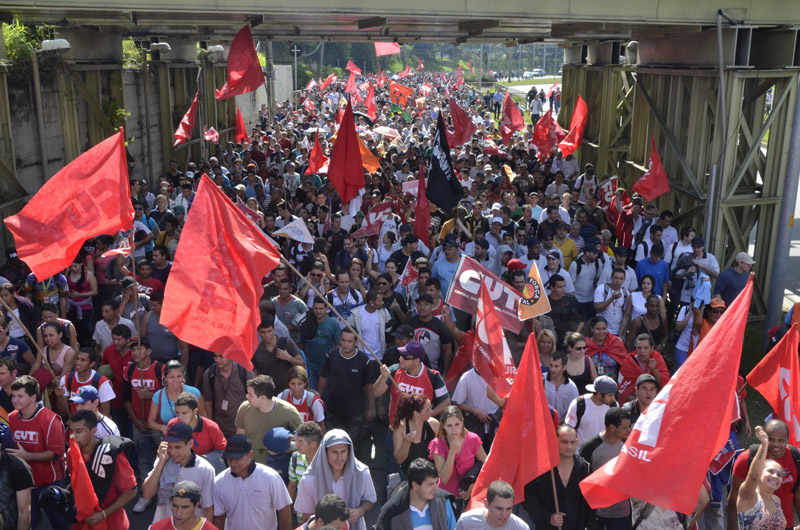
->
[564,376,618,449]
[456,480,530,529]
[593,268,632,336]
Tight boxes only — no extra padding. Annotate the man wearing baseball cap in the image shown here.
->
[70,385,120,439]
[714,251,755,307]
[149,481,219,530]
[622,374,660,425]
[564,375,619,448]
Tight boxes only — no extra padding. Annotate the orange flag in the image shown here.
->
[518,262,551,320]
[6,131,133,280]
[470,332,559,506]
[747,323,800,445]
[215,25,264,100]
[68,437,107,530]
[161,175,281,370]
[357,136,381,174]
[389,81,413,106]
[235,107,248,144]
[173,90,199,146]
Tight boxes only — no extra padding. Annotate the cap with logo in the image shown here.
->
[170,480,202,502]
[221,434,252,459]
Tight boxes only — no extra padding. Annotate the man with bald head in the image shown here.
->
[726,419,800,530]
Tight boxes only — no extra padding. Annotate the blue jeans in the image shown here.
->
[31,479,70,530]
[307,368,320,391]
[675,348,689,367]
[133,428,160,480]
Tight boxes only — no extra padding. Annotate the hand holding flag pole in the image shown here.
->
[279,257,399,389]
[0,296,52,377]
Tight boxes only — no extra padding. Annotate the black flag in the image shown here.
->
[426,113,462,211]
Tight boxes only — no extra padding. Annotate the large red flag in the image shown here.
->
[305,130,330,175]
[215,25,264,100]
[320,73,336,90]
[173,90,199,146]
[580,278,754,514]
[68,437,108,530]
[474,281,513,398]
[747,323,800,445]
[161,175,281,370]
[344,70,357,93]
[499,91,525,145]
[374,42,401,56]
[6,131,133,280]
[235,107,248,144]
[414,165,430,248]
[531,110,566,159]
[558,95,588,157]
[345,60,362,75]
[366,83,377,121]
[327,98,364,204]
[633,137,671,201]
[446,97,477,147]
[470,332,559,506]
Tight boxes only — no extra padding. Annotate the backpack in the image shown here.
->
[747,444,800,491]
[207,362,249,400]
[602,284,629,307]
[573,395,619,430]
[574,255,602,278]
[65,371,104,396]
[278,388,325,418]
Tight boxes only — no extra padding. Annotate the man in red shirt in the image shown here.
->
[617,334,670,403]
[727,419,800,530]
[7,375,68,530]
[68,410,137,529]
[102,324,133,437]
[150,480,220,530]
[136,259,165,296]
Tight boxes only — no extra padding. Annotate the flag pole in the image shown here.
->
[279,256,399,389]
[549,469,562,530]
[0,296,52,377]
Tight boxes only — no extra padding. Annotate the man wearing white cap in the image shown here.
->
[713,251,755,307]
[485,217,504,249]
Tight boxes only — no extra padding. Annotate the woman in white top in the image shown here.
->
[630,275,666,321]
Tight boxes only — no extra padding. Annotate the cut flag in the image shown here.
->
[446,97,477,147]
[375,42,401,56]
[345,60,362,75]
[352,201,392,238]
[531,110,565,159]
[400,256,419,288]
[68,437,108,530]
[747,323,800,445]
[320,73,337,90]
[470,332,559,507]
[518,262,551,320]
[414,165,431,248]
[558,95,588,157]
[327,98,365,204]
[580,278,754,514]
[203,126,219,143]
[101,232,133,259]
[305,77,317,91]
[633,137,671,201]
[389,81,413,106]
[499,90,525,145]
[173,90,199,146]
[161,175,281,370]
[425,113,461,211]
[366,83,377,121]
[474,280,513,398]
[305,130,330,175]
[235,107,248,144]
[215,25,264,100]
[6,131,133,280]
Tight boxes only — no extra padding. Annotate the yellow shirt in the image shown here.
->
[554,237,579,269]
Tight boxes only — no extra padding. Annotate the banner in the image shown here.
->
[518,262,551,320]
[402,178,428,196]
[445,255,523,333]
[597,177,619,209]
[351,201,393,238]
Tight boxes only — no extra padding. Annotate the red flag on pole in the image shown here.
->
[467,59,472,68]
[345,60,362,75]
[532,110,566,159]
[344,70,357,93]
[558,95,588,157]
[546,81,559,98]
[374,42,401,56]
[445,97,477,147]
[327,98,364,204]
[747,323,800,445]
[417,58,424,70]
[305,130,330,175]
[474,281,513,398]
[203,126,220,143]
[366,83,377,121]
[215,25,264,100]
[235,107,248,144]
[400,257,419,288]
[414,165,430,248]
[500,90,525,145]
[320,73,337,90]
[6,131,133,280]
[580,278,754,514]
[173,90,199,146]
[398,65,413,78]
[470,332,560,506]
[305,77,317,91]
[633,137,671,201]
[68,437,108,530]
[161,175,281,370]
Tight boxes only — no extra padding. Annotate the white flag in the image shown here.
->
[272,217,315,244]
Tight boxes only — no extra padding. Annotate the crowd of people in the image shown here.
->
[0,66,793,530]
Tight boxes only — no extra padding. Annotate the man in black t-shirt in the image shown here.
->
[405,294,453,373]
[317,329,378,457]
[0,439,34,530]
[547,274,585,343]
[389,235,424,274]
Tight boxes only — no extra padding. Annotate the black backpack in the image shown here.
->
[207,362,249,399]
[573,395,619,430]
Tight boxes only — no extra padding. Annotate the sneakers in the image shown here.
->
[132,496,152,513]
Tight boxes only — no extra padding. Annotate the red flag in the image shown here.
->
[366,83,377,121]
[327,98,364,204]
[345,60,362,75]
[417,58,424,70]
[453,75,464,89]
[400,257,419,288]
[352,201,392,238]
[101,231,133,259]
[235,107,248,144]
[446,97,477,147]
[320,73,337,90]
[6,131,133,280]
[633,137,671,201]
[470,332,559,506]
[215,25,264,100]
[471,66,475,72]
[161,175,281,370]
[173,90,199,146]
[413,166,430,248]
[558,95,588,157]
[303,98,316,113]
[344,70,357,93]
[398,65,413,78]
[474,281,513,398]
[546,81,559,98]
[374,42,401,56]
[747,323,800,445]
[68,437,108,530]
[305,130,329,175]
[445,332,475,388]
[500,90,525,145]
[467,59,471,68]
[203,126,220,143]
[580,278,754,514]
[305,77,317,90]
[531,110,566,159]
[236,195,262,224]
